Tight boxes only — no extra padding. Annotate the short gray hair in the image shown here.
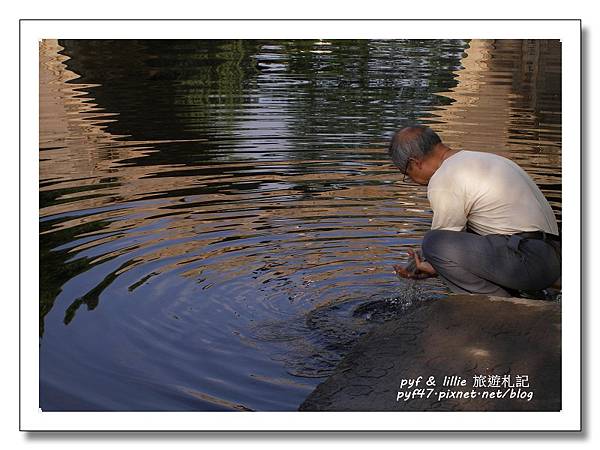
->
[388,125,441,172]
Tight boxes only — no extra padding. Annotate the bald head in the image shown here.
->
[388,125,442,172]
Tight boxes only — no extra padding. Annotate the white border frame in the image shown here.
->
[20,19,581,431]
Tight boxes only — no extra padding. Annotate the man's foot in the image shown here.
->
[517,289,561,301]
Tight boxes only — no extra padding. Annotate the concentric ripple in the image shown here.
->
[39,39,561,411]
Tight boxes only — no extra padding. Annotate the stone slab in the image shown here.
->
[299,294,561,411]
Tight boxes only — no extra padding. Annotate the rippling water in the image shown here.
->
[39,39,561,411]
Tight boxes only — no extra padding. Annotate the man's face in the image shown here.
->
[404,158,434,185]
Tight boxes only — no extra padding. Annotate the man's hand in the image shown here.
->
[393,248,437,279]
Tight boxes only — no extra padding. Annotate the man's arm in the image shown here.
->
[394,188,467,280]
[428,188,468,232]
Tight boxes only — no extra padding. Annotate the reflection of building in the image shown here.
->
[39,39,125,178]
[424,39,562,225]
[428,39,561,156]
[39,38,157,220]
[426,40,511,151]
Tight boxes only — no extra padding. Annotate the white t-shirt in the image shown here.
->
[427,150,559,236]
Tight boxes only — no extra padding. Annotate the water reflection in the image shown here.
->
[426,39,561,223]
[39,39,561,411]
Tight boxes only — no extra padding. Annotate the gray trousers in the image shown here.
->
[421,230,561,297]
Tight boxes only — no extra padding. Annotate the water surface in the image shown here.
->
[39,39,561,411]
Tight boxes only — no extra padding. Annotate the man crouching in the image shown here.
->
[389,125,561,298]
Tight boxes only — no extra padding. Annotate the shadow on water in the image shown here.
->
[39,39,561,411]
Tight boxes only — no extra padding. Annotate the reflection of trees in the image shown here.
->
[39,219,106,336]
[245,39,468,199]
[59,40,261,145]
[58,39,468,165]
[273,40,468,154]
[57,38,468,205]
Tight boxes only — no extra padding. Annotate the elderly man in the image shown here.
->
[389,125,561,298]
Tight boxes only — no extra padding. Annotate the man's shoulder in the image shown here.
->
[442,150,516,173]
[429,150,515,192]
[448,150,508,163]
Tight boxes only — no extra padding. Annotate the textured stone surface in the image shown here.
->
[299,294,561,411]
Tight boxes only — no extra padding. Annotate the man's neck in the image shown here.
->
[434,144,460,170]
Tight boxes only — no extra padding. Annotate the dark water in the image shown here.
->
[39,39,561,411]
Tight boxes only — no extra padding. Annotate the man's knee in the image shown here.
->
[422,229,463,264]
